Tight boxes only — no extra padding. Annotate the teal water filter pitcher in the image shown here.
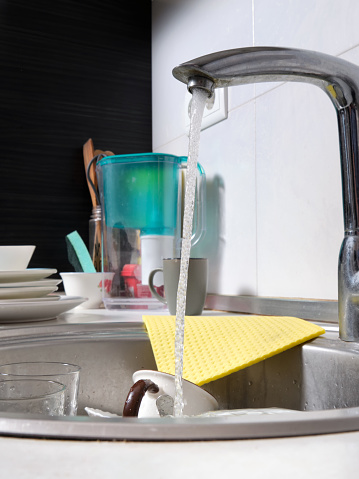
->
[96,153,206,310]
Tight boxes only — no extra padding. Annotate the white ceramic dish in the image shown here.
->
[0,286,58,300]
[85,407,119,418]
[0,269,57,283]
[197,408,300,417]
[0,296,60,303]
[0,245,35,271]
[0,296,86,323]
[84,407,298,419]
[131,370,218,418]
[60,272,114,309]
[0,279,61,288]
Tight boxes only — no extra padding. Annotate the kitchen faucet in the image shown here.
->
[173,46,359,341]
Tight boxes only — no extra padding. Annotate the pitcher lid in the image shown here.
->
[97,152,186,167]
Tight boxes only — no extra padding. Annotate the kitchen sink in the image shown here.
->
[0,318,359,441]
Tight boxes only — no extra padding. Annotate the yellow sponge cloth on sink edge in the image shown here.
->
[142,315,325,386]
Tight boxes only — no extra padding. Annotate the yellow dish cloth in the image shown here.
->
[142,315,325,386]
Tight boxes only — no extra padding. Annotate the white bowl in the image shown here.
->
[0,246,36,271]
[60,272,114,309]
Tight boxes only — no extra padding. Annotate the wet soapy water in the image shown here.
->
[173,88,208,417]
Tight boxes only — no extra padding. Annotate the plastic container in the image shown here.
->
[96,153,206,310]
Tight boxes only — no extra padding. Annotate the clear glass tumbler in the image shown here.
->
[0,362,80,416]
[0,379,65,415]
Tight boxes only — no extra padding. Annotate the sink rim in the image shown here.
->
[0,319,358,441]
[1,406,359,441]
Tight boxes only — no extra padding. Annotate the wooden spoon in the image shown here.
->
[83,139,98,207]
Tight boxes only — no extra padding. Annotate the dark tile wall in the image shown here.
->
[0,0,152,273]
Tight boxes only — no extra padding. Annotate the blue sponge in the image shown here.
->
[66,231,96,273]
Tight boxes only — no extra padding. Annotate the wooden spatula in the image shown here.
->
[83,139,98,207]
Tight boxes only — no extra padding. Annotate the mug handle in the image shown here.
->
[123,379,159,417]
[148,268,167,304]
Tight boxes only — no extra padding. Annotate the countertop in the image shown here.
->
[2,431,359,478]
[0,307,358,478]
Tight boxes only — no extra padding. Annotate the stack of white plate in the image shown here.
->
[0,269,86,323]
[0,247,85,322]
[0,268,60,301]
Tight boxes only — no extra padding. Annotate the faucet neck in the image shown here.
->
[338,105,359,234]
[173,47,358,105]
[173,46,359,234]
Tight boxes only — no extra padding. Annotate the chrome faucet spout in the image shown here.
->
[173,46,359,341]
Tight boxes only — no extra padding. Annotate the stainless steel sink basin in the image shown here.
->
[0,318,359,441]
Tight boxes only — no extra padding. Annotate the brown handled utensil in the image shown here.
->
[83,142,114,272]
[123,379,159,417]
[83,138,98,207]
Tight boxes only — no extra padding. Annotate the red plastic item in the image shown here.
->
[121,264,152,299]
[121,264,141,297]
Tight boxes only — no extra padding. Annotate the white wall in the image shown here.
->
[152,0,359,300]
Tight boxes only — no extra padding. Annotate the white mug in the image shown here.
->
[122,370,218,418]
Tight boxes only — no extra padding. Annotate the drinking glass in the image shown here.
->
[0,379,65,415]
[0,362,80,416]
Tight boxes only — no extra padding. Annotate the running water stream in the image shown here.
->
[173,88,208,417]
